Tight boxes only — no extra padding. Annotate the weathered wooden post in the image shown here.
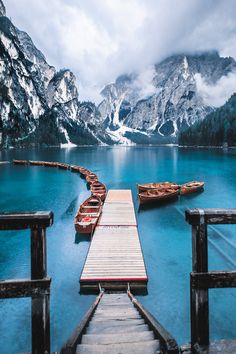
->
[186,209,209,347]
[31,226,50,354]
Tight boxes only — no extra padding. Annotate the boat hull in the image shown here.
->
[138,182,179,192]
[139,189,179,204]
[180,182,204,195]
[74,195,102,235]
[13,160,28,165]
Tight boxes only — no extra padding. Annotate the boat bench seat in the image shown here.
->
[79,212,100,216]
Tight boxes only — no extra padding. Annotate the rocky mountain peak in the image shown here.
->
[98,51,236,144]
[0,0,6,17]
[47,69,78,107]
[0,12,105,148]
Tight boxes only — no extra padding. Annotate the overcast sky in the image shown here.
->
[4,0,236,102]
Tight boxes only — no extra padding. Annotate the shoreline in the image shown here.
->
[1,144,235,151]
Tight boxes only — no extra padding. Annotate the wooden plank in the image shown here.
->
[81,226,147,282]
[0,211,53,230]
[98,203,137,226]
[0,278,51,298]
[105,190,133,203]
[186,208,236,225]
[191,271,236,289]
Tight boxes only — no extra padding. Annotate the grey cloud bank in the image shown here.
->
[4,0,236,102]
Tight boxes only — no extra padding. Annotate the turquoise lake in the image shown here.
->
[1,146,236,353]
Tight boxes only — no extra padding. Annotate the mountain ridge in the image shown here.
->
[1,0,236,148]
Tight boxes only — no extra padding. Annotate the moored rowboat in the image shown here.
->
[71,165,81,172]
[13,159,29,165]
[90,181,107,201]
[180,181,204,195]
[75,195,102,234]
[138,182,179,192]
[57,162,70,169]
[43,161,58,167]
[86,173,98,184]
[29,160,45,166]
[139,188,179,204]
[79,167,91,178]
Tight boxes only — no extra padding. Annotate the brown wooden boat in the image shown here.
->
[57,162,70,169]
[139,188,179,204]
[90,181,107,201]
[43,161,58,167]
[71,165,81,172]
[75,195,102,234]
[86,173,98,185]
[138,182,180,192]
[29,160,45,166]
[180,181,204,195]
[79,167,91,177]
[13,159,29,165]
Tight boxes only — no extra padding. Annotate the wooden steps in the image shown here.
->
[76,293,160,354]
[80,190,147,292]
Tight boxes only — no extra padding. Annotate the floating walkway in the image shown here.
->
[80,190,148,292]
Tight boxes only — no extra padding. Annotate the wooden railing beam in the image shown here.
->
[0,278,51,298]
[191,271,236,289]
[0,211,53,230]
[186,208,236,225]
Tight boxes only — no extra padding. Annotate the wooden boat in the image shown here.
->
[138,182,180,192]
[90,181,107,201]
[86,173,98,185]
[29,160,45,166]
[13,159,28,165]
[75,196,102,234]
[57,162,70,169]
[138,188,179,204]
[71,165,81,172]
[43,161,58,167]
[79,167,91,178]
[180,181,204,195]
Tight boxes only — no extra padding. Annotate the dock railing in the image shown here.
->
[0,211,53,354]
[186,208,236,352]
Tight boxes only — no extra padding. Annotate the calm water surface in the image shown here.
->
[0,146,236,353]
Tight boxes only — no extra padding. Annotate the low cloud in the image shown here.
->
[132,66,157,99]
[195,72,236,107]
[4,0,236,102]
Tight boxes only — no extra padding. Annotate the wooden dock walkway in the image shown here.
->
[74,293,160,354]
[61,291,179,354]
[80,190,148,292]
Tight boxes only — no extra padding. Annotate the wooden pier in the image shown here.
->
[80,190,148,292]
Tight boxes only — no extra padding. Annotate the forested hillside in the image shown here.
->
[179,93,236,146]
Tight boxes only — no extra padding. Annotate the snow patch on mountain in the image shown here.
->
[60,126,77,148]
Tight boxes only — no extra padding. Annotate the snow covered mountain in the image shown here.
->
[98,52,236,144]
[1,0,236,148]
[0,2,110,148]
